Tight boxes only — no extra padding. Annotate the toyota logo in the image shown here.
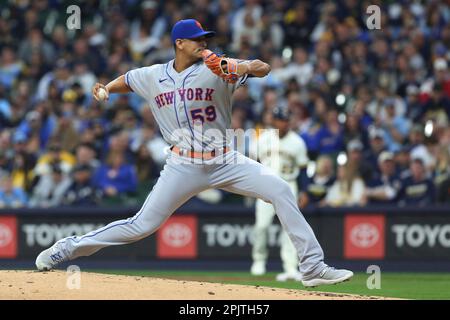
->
[162,223,192,248]
[350,223,379,248]
[0,223,13,248]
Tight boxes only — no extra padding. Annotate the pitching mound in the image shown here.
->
[0,270,386,300]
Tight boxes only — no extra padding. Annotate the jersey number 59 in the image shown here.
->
[190,105,217,123]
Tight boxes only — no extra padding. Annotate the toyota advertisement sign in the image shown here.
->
[0,216,17,258]
[198,216,284,258]
[18,216,156,259]
[387,217,450,259]
[157,215,198,258]
[2,208,450,262]
[344,214,385,259]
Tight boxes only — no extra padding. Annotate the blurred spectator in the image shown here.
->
[397,157,435,206]
[0,46,23,90]
[232,8,263,53]
[0,175,28,208]
[15,103,58,151]
[343,112,368,147]
[363,127,386,170]
[0,149,12,179]
[53,102,80,152]
[34,141,76,178]
[437,176,450,204]
[317,108,344,156]
[366,151,402,205]
[347,139,374,183]
[10,132,37,193]
[232,85,256,127]
[272,47,313,87]
[35,59,71,101]
[63,164,102,207]
[134,144,158,183]
[18,27,55,66]
[421,57,450,99]
[378,100,411,152]
[93,151,138,197]
[131,124,168,171]
[29,163,71,208]
[282,2,312,48]
[231,0,263,51]
[71,38,103,76]
[435,148,450,204]
[323,163,366,207]
[310,2,338,43]
[394,146,411,179]
[404,84,423,122]
[410,136,438,172]
[71,62,97,97]
[143,34,175,65]
[299,155,335,208]
[212,13,232,53]
[421,83,450,127]
[129,0,167,61]
[0,0,448,208]
[74,143,101,171]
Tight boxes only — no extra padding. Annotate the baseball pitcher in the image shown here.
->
[36,19,353,287]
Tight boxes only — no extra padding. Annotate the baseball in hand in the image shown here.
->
[98,88,108,101]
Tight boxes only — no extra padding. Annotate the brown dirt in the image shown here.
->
[0,270,389,300]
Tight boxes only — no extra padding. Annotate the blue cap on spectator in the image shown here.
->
[171,19,215,43]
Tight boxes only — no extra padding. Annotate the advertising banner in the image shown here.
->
[18,216,156,259]
[344,214,386,260]
[386,216,450,260]
[0,216,18,258]
[157,215,198,259]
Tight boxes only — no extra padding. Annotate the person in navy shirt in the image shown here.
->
[363,127,386,171]
[299,155,335,208]
[64,164,102,206]
[366,151,402,205]
[397,157,435,206]
[347,139,375,184]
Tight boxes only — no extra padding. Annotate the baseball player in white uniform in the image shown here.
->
[250,106,308,281]
[36,19,353,287]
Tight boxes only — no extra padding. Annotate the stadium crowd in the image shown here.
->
[0,0,449,208]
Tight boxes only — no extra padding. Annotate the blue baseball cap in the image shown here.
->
[171,19,215,43]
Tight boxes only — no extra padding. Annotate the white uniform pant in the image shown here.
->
[253,181,299,274]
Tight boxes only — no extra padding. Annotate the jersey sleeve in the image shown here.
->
[124,66,155,101]
[228,60,250,92]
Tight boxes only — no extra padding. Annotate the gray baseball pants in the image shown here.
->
[59,151,327,278]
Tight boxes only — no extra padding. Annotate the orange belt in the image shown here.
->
[171,146,229,160]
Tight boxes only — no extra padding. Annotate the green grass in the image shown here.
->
[90,270,450,300]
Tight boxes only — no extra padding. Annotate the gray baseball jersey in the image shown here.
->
[48,59,327,279]
[125,59,248,152]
